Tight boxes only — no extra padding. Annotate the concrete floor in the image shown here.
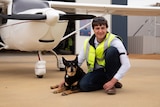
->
[0,52,160,107]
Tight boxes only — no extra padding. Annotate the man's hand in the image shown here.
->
[58,81,65,88]
[103,78,118,91]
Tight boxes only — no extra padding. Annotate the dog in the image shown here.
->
[50,56,86,96]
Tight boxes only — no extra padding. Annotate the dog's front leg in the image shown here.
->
[61,89,80,96]
[51,86,66,94]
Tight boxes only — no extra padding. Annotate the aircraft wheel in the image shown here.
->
[37,75,43,78]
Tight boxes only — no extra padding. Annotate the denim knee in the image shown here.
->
[79,79,90,92]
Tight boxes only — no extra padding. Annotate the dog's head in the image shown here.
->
[62,56,78,77]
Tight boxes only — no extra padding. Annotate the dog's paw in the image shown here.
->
[61,92,68,96]
[50,85,59,89]
[50,86,54,89]
[61,90,72,96]
[53,91,59,94]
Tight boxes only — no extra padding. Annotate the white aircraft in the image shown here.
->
[0,0,160,78]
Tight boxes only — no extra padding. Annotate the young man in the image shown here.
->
[78,16,131,95]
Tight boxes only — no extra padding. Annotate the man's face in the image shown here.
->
[93,25,107,43]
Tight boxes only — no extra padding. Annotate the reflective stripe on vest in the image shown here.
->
[84,33,116,72]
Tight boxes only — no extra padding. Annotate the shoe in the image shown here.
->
[115,82,123,88]
[106,87,116,95]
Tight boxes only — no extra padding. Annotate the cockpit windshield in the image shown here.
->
[12,0,49,14]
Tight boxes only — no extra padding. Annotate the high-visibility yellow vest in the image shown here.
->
[84,33,117,72]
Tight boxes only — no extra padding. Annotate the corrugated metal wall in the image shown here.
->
[128,36,160,54]
[128,36,143,54]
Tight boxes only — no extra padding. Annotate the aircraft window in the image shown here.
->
[12,0,49,14]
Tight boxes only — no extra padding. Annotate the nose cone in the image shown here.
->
[45,9,59,26]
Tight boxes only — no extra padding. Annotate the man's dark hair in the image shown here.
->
[92,16,108,29]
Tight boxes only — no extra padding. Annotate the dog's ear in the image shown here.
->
[74,56,78,64]
[62,57,67,66]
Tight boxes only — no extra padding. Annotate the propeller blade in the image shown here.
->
[59,14,95,20]
[0,14,46,20]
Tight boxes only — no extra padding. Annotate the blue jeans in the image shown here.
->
[79,46,121,91]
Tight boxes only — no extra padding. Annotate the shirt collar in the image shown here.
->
[94,37,99,48]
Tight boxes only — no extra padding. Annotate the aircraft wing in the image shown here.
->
[48,1,160,16]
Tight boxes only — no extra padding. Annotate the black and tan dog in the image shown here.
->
[50,56,86,96]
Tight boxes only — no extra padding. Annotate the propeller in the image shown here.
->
[59,14,96,20]
[0,14,46,20]
[0,13,95,21]
[0,13,96,26]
